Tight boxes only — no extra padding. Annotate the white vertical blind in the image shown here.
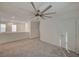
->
[12,24,17,32]
[0,24,6,32]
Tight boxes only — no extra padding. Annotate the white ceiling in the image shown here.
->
[0,2,79,23]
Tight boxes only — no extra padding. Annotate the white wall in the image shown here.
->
[40,2,79,53]
[76,20,79,54]
[25,21,31,32]
[0,32,29,44]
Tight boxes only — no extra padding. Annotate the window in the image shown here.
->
[0,24,6,32]
[12,24,17,32]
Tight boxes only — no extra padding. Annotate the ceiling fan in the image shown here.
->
[30,2,56,21]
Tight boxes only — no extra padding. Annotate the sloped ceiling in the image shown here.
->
[0,2,79,23]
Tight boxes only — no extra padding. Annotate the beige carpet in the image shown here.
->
[0,38,79,57]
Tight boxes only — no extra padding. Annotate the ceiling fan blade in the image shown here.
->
[31,2,37,11]
[44,15,53,18]
[41,5,52,13]
[44,12,56,15]
[41,16,46,20]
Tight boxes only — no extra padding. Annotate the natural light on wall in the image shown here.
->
[0,24,6,32]
[25,22,30,32]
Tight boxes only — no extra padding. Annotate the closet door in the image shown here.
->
[30,21,40,38]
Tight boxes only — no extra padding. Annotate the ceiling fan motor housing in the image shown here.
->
[35,10,43,17]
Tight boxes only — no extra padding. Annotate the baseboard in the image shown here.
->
[29,36,40,39]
